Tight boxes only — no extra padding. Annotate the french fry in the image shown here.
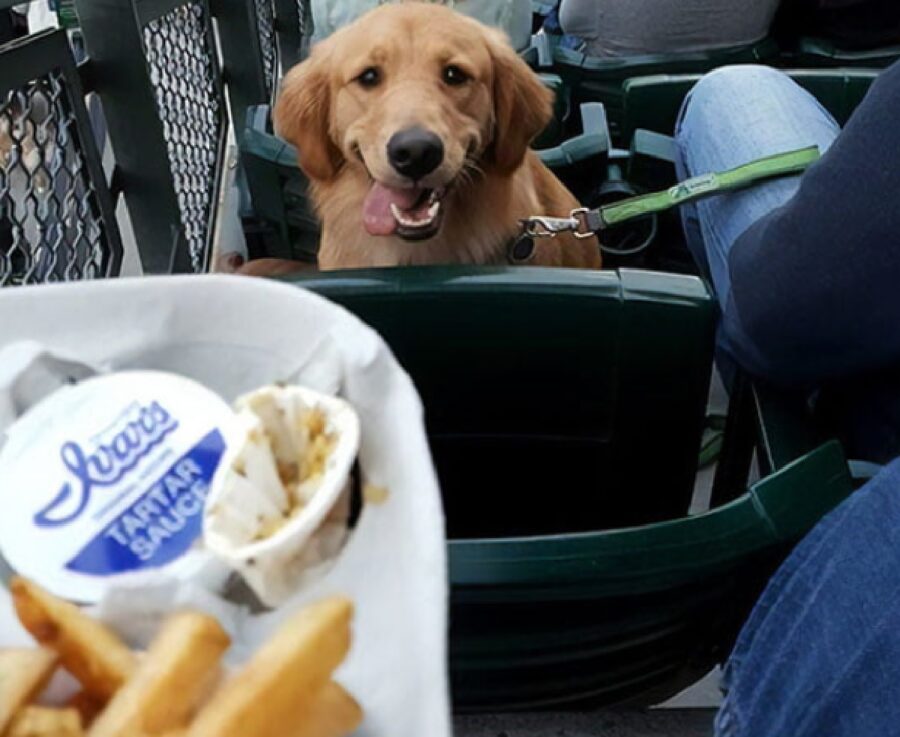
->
[65,690,106,727]
[0,648,58,733]
[10,577,135,699]
[186,597,353,737]
[6,705,83,737]
[7,582,361,737]
[287,682,363,737]
[88,611,230,737]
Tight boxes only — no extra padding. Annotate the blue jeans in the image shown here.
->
[714,457,900,737]
[675,66,900,462]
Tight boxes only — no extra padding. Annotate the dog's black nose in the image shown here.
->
[387,127,444,180]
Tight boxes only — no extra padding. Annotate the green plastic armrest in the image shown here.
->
[537,102,609,168]
[799,36,900,64]
[535,71,564,91]
[631,129,676,164]
[627,129,678,189]
[449,439,851,598]
[526,32,554,69]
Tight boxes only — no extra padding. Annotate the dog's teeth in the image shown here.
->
[390,199,441,229]
[389,202,421,226]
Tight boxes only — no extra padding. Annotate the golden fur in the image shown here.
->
[239,1,600,273]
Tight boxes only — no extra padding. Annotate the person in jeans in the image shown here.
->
[675,61,900,464]
[674,62,900,735]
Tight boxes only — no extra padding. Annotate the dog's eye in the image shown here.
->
[442,65,469,86]
[356,67,381,88]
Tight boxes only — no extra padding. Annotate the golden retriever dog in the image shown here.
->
[239,1,600,274]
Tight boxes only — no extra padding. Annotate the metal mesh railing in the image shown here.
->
[254,0,278,98]
[297,0,313,58]
[141,1,223,273]
[0,71,112,285]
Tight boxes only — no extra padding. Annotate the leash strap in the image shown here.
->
[519,146,821,243]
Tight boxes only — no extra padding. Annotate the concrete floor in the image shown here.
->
[454,709,716,737]
[453,667,722,736]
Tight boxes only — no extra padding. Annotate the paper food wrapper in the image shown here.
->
[0,275,450,737]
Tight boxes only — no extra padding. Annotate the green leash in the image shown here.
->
[516,146,821,250]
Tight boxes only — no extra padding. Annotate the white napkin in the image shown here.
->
[0,275,450,737]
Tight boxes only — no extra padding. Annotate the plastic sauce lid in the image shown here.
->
[0,371,240,603]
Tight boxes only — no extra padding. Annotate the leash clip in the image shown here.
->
[569,208,597,239]
[520,208,597,239]
[520,215,580,238]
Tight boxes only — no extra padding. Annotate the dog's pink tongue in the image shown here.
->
[362,182,420,236]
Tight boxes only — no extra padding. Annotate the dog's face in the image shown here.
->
[275,2,552,242]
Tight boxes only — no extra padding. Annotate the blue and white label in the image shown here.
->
[35,400,180,529]
[65,429,225,575]
[0,371,239,603]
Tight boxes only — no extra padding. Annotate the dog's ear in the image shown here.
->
[274,48,343,181]
[485,29,553,175]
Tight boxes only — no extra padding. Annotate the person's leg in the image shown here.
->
[674,65,841,308]
[715,458,900,737]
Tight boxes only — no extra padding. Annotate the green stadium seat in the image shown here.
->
[537,37,779,144]
[449,439,850,709]
[621,68,879,145]
[290,266,715,534]
[283,266,852,709]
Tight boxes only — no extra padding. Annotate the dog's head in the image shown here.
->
[274,1,552,241]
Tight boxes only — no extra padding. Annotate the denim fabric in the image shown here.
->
[715,457,900,737]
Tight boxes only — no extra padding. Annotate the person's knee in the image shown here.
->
[700,63,786,87]
[676,65,789,139]
[692,65,787,110]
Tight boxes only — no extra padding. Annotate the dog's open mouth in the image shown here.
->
[362,182,447,241]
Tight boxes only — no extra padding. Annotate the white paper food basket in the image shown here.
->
[0,275,450,737]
